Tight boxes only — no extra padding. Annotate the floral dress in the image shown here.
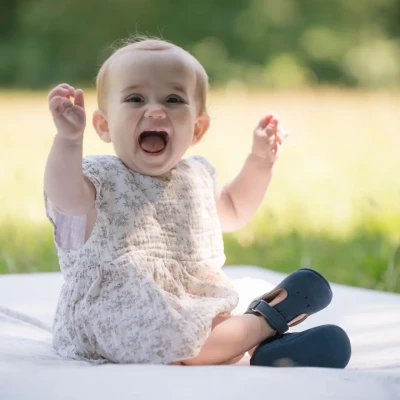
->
[44,154,240,364]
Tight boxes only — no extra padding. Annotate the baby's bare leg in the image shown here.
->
[213,315,245,365]
[217,352,246,365]
[180,313,274,366]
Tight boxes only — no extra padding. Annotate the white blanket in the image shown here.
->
[0,266,399,399]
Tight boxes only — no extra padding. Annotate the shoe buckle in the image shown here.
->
[251,300,262,313]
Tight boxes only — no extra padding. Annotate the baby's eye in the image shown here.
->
[166,95,184,104]
[126,95,144,103]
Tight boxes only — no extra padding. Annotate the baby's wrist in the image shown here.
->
[248,152,275,170]
[54,132,84,146]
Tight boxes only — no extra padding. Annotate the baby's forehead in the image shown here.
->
[108,48,197,88]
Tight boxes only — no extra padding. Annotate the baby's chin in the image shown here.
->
[121,154,179,177]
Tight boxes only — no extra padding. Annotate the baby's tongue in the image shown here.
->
[140,134,165,153]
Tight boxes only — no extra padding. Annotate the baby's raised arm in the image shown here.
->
[44,84,95,215]
[215,116,288,232]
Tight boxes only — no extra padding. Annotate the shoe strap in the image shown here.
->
[251,300,289,334]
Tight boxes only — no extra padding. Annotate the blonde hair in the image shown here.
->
[96,35,209,114]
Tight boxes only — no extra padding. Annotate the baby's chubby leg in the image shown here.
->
[179,294,287,366]
[180,315,273,366]
[169,316,246,366]
[169,316,247,366]
[208,315,246,365]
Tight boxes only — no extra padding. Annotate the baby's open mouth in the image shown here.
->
[138,131,169,154]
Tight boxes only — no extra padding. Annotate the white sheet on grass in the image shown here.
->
[0,266,399,400]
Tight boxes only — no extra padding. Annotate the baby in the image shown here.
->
[44,36,351,367]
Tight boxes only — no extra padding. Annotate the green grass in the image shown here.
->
[0,219,57,274]
[1,88,400,292]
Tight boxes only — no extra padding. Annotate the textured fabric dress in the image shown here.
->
[44,154,240,364]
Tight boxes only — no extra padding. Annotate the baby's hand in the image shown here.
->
[48,83,86,142]
[251,115,288,164]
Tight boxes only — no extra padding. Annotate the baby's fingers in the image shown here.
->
[73,89,85,109]
[49,96,72,116]
[48,84,74,102]
[265,118,278,136]
[257,114,273,130]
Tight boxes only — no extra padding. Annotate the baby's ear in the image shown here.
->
[93,110,111,143]
[192,113,210,145]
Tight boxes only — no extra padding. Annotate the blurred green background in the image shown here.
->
[2,0,400,89]
[1,0,400,292]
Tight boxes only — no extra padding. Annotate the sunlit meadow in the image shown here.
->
[1,88,400,292]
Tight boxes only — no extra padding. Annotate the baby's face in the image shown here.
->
[97,49,208,176]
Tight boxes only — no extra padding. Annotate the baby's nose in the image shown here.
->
[144,105,166,119]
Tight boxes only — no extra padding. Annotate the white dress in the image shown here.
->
[44,155,241,364]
